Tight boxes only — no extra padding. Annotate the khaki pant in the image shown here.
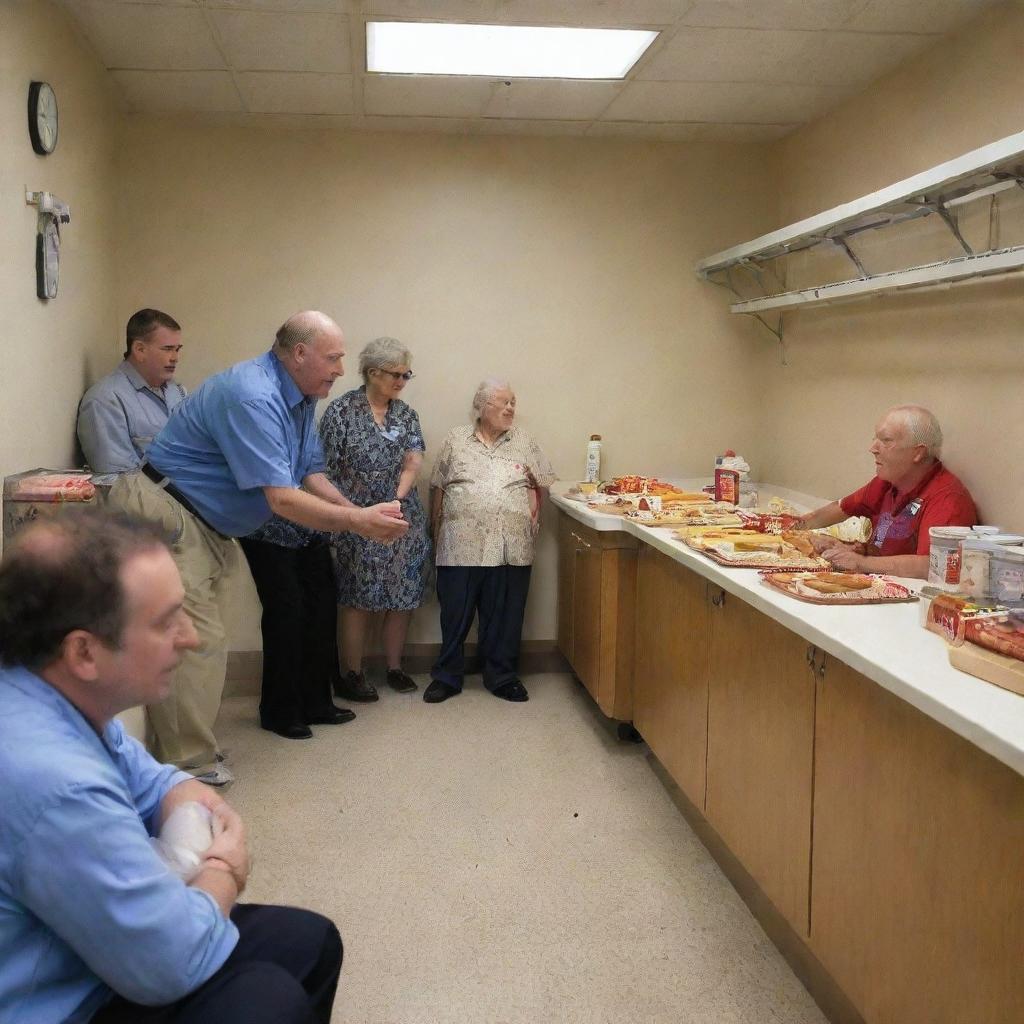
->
[109,471,236,775]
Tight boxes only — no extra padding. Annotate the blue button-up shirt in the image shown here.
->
[145,351,326,537]
[0,667,239,1024]
[77,361,187,483]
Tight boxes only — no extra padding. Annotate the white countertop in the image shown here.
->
[552,480,1024,778]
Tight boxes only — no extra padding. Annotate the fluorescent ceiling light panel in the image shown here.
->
[366,22,658,79]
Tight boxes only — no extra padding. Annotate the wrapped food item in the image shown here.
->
[10,473,95,503]
[964,609,1024,662]
[815,516,873,544]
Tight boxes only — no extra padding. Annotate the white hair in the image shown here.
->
[888,405,943,458]
[359,336,412,383]
[471,378,512,420]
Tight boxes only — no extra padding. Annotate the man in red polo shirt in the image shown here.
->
[799,405,977,579]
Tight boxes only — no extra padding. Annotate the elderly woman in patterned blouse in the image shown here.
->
[423,379,556,704]
[319,338,431,702]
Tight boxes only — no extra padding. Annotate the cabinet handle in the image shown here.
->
[806,644,817,667]
[570,531,593,551]
[710,588,726,608]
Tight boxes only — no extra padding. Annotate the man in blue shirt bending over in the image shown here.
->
[0,510,342,1024]
[110,310,408,784]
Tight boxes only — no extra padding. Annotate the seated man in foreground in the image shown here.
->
[0,511,342,1024]
[799,404,977,579]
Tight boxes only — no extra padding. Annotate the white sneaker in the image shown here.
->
[193,763,234,787]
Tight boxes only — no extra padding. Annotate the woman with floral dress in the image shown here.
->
[319,337,430,701]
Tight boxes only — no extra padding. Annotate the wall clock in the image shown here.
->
[28,81,58,155]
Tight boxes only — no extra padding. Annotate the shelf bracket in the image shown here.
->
[935,201,974,255]
[835,237,869,278]
[711,272,785,349]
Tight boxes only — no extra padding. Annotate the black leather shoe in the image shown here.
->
[307,705,357,725]
[423,680,458,703]
[333,670,379,703]
[386,669,418,693]
[261,719,313,740]
[492,680,529,702]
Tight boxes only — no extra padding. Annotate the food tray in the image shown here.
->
[686,539,829,571]
[761,571,918,605]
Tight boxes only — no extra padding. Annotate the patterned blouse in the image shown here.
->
[319,386,431,610]
[431,425,556,567]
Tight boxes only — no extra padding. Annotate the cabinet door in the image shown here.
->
[705,596,815,935]
[571,530,603,702]
[633,546,710,807]
[811,658,1024,1023]
[556,512,575,664]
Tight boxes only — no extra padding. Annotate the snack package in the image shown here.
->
[150,801,215,881]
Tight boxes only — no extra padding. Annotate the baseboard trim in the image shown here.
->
[225,641,568,697]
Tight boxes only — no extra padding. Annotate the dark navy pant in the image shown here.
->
[91,904,342,1024]
[432,565,532,692]
[239,539,340,728]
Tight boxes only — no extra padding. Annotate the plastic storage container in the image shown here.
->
[959,537,997,600]
[927,526,973,589]
[990,546,1024,608]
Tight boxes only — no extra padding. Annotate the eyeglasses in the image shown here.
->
[376,369,415,381]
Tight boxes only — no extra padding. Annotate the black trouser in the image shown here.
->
[432,565,532,692]
[92,904,342,1024]
[239,539,340,727]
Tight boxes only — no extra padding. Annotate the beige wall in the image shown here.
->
[0,0,119,523]
[115,123,778,647]
[758,1,1024,530]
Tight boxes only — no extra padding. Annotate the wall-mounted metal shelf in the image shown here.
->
[697,128,1024,336]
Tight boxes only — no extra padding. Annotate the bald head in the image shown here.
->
[273,311,340,354]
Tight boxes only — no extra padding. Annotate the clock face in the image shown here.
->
[29,81,58,155]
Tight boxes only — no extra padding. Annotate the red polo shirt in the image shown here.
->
[839,461,977,557]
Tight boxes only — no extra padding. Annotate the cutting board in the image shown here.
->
[948,643,1024,697]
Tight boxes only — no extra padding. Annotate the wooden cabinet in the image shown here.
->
[556,511,636,720]
[633,546,711,807]
[705,594,816,935]
[810,657,1024,1024]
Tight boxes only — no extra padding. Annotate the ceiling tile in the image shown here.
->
[211,11,351,72]
[639,26,811,82]
[202,1,353,10]
[602,80,848,123]
[365,0,501,19]
[845,0,998,34]
[491,0,692,26]
[793,30,938,87]
[681,0,870,31]
[363,75,494,117]
[111,70,241,112]
[481,79,621,119]
[238,73,355,113]
[65,2,225,70]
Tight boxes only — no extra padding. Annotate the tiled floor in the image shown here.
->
[219,672,827,1024]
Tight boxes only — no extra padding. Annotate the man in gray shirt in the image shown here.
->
[78,309,187,483]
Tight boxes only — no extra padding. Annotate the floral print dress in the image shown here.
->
[319,386,430,610]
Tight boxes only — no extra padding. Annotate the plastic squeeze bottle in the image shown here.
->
[585,435,602,483]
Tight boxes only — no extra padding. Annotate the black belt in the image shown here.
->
[140,462,223,536]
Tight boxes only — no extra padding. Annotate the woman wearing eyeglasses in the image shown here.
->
[319,337,431,701]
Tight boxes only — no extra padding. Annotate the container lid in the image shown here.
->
[991,534,1024,546]
[961,536,998,550]
[970,525,1001,535]
[929,526,973,538]
[992,546,1024,562]
[589,434,601,441]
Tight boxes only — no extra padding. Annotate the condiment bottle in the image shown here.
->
[585,435,602,483]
